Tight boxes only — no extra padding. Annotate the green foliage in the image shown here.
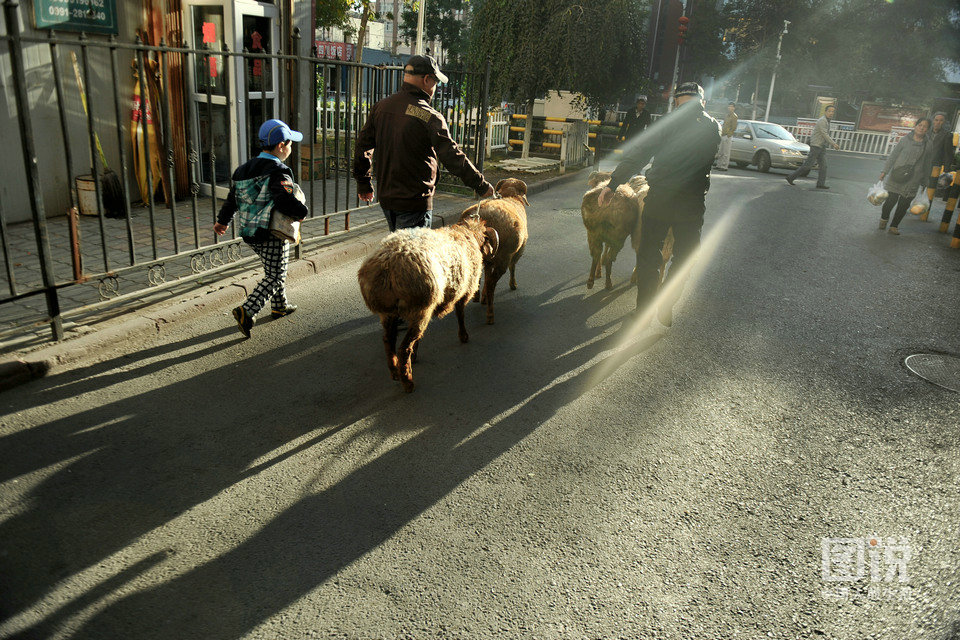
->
[399,0,471,64]
[315,0,352,29]
[315,0,377,31]
[722,0,960,106]
[681,0,731,81]
[469,0,648,108]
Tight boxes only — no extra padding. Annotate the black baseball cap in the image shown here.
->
[404,54,448,84]
[674,82,705,100]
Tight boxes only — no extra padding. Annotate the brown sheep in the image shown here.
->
[357,216,499,393]
[459,178,529,324]
[581,171,673,290]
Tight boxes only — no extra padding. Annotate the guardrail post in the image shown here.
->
[477,56,491,171]
[3,0,63,340]
[559,130,567,175]
[521,98,533,159]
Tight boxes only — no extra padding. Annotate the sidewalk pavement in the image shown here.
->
[0,166,589,389]
[0,176,391,343]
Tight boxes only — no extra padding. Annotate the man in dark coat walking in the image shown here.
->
[598,82,721,326]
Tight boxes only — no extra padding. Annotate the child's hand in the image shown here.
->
[214,223,228,236]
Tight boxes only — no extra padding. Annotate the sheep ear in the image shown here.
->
[495,179,506,193]
[482,227,499,258]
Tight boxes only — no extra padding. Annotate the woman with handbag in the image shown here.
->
[214,119,309,338]
[877,118,932,235]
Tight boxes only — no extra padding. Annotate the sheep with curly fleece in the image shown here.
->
[581,171,672,290]
[357,216,499,392]
[459,178,529,324]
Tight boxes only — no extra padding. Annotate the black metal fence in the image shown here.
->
[0,4,489,343]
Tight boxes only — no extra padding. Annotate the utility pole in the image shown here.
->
[667,1,688,113]
[415,0,426,55]
[764,20,790,122]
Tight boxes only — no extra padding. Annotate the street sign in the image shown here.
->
[314,40,355,61]
[34,0,118,35]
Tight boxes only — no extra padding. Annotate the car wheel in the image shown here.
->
[755,150,771,173]
[734,161,748,168]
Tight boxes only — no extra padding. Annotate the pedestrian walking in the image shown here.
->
[353,54,494,232]
[926,112,957,202]
[877,117,932,235]
[597,82,721,326]
[618,97,652,145]
[715,102,738,171]
[215,118,309,338]
[786,104,841,188]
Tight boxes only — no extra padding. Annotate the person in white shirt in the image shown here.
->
[786,104,841,189]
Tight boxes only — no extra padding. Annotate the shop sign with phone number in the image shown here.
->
[34,0,118,35]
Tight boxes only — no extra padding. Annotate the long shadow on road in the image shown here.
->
[0,274,662,639]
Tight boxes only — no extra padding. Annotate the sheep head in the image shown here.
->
[495,178,529,206]
[587,171,611,188]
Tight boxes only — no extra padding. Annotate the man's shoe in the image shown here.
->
[888,227,900,235]
[232,306,254,338]
[271,305,298,318]
[879,219,888,230]
[785,176,795,185]
[816,185,830,189]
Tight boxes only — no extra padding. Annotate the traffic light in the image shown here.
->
[678,15,689,45]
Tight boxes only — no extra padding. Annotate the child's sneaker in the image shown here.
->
[271,305,298,318]
[232,306,254,338]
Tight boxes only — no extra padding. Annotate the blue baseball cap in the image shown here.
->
[259,118,303,146]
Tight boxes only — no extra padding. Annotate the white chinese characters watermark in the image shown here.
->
[821,537,914,602]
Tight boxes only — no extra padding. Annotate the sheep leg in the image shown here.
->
[605,236,628,290]
[509,242,526,290]
[587,235,603,289]
[602,245,618,290]
[455,297,469,343]
[381,315,401,380]
[484,265,507,325]
[398,315,428,393]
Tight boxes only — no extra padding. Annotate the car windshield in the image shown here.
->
[753,123,796,141]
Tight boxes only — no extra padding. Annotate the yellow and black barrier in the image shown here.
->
[508,114,623,155]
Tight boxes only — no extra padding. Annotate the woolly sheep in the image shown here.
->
[581,171,673,290]
[357,216,499,393]
[459,178,529,324]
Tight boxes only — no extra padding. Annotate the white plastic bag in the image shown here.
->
[866,180,888,206]
[909,186,929,215]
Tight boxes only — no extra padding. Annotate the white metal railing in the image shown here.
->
[783,125,895,156]
[486,111,508,154]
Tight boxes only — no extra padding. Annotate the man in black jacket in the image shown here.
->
[598,82,721,326]
[618,97,652,145]
[353,54,493,231]
[927,112,958,202]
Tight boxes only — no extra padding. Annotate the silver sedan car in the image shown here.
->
[728,120,810,172]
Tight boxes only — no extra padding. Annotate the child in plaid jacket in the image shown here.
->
[215,118,308,338]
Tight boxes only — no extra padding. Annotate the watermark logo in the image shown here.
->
[821,537,914,602]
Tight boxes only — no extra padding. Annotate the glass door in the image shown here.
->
[184,2,231,197]
[235,2,279,160]
[182,0,279,197]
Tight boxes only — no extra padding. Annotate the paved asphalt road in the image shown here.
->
[1,155,959,639]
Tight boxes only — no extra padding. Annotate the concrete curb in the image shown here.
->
[0,168,588,390]
[0,230,385,390]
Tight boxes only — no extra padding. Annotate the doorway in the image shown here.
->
[182,0,280,197]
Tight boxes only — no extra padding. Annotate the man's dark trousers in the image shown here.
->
[634,190,705,308]
[382,208,433,231]
[788,145,828,187]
